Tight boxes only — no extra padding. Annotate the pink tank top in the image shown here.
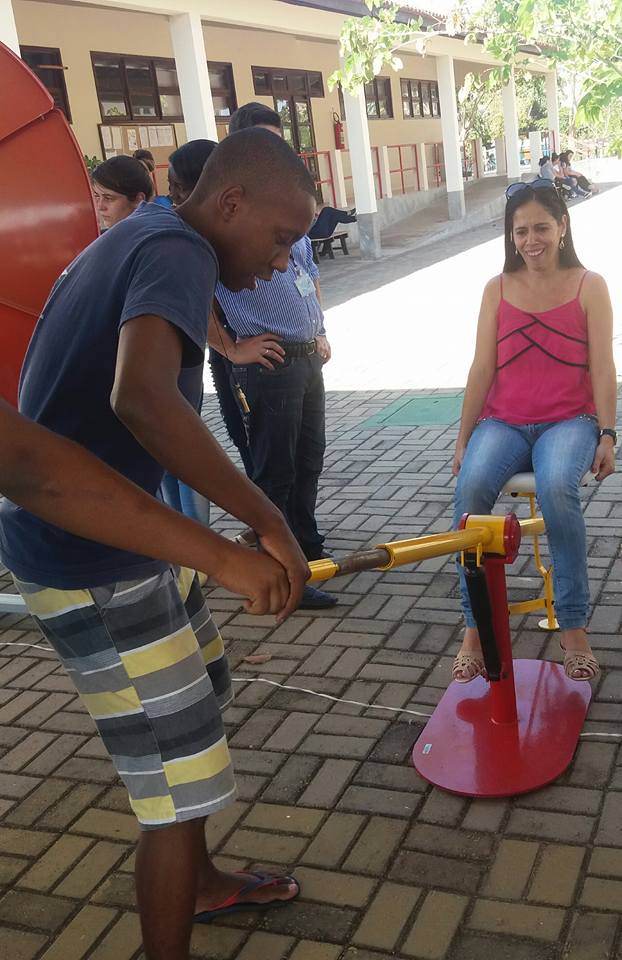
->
[480,272,596,425]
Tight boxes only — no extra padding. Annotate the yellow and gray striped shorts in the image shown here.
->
[13,566,236,830]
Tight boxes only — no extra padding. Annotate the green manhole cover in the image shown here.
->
[361,393,464,427]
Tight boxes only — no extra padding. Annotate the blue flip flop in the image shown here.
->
[193,871,300,924]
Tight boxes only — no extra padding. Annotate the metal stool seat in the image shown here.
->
[502,471,595,629]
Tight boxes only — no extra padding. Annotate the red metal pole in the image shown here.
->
[374,147,383,199]
[325,151,336,208]
[483,558,518,725]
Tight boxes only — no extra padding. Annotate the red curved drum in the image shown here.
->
[0,41,98,405]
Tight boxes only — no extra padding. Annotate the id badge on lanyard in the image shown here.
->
[294,270,315,298]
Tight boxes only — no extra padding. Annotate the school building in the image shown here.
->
[2,0,561,257]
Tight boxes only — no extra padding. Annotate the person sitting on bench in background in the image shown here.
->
[308,205,357,241]
[559,150,592,198]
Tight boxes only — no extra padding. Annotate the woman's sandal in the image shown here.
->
[560,642,600,681]
[452,651,487,684]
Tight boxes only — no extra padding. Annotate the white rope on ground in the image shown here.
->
[230,675,433,719]
[1,639,621,737]
[0,640,53,653]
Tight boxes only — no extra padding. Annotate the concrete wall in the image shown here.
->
[13,0,443,176]
[14,0,186,158]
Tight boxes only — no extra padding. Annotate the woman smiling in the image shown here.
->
[451,178,616,684]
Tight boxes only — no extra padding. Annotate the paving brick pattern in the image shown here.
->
[1,387,622,959]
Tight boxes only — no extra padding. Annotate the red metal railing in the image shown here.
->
[371,146,383,199]
[387,143,420,194]
[426,143,445,187]
[342,147,384,200]
[298,150,337,208]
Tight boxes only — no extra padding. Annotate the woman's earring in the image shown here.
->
[559,237,566,250]
[515,246,519,256]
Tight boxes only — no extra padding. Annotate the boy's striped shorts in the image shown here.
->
[13,566,236,829]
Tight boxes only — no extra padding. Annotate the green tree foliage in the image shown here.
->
[330,0,622,127]
[328,1,415,92]
[458,71,547,145]
[468,0,622,124]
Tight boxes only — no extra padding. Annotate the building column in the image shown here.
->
[502,69,521,181]
[1,0,20,55]
[472,138,484,178]
[495,137,506,175]
[529,130,542,173]
[379,146,393,199]
[545,70,560,154]
[169,12,217,141]
[342,78,381,260]
[331,149,348,208]
[435,55,465,219]
[416,143,429,191]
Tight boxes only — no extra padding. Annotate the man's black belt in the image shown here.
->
[282,339,317,358]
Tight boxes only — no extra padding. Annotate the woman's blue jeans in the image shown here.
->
[160,474,211,527]
[453,416,599,630]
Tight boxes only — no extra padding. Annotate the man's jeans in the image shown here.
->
[160,474,211,527]
[232,352,326,560]
[453,416,599,630]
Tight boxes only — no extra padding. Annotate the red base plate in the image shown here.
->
[412,659,591,797]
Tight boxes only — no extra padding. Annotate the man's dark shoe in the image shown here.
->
[299,585,338,609]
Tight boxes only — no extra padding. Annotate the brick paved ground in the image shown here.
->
[1,387,622,960]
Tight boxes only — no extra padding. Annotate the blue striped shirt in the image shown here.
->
[216,237,325,341]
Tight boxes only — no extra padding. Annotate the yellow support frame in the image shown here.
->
[308,509,557,630]
[507,493,558,630]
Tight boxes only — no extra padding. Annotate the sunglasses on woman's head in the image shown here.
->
[505,178,557,200]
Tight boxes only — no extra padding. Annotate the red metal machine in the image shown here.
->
[411,514,591,797]
[0,41,98,405]
[309,513,591,799]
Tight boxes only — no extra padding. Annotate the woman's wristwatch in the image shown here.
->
[599,428,617,445]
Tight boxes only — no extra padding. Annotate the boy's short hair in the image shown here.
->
[194,127,315,202]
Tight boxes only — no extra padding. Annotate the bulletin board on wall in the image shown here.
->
[98,123,178,195]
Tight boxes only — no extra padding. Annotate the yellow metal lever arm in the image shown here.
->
[307,515,546,583]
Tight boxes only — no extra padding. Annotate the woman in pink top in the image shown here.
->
[452,179,616,682]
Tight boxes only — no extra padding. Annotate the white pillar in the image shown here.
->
[342,78,380,259]
[472,138,484,178]
[529,130,542,173]
[495,137,507,175]
[435,55,465,219]
[545,70,560,155]
[417,143,429,191]
[379,145,393,198]
[1,0,20,54]
[169,12,217,141]
[331,149,348,208]
[502,70,521,181]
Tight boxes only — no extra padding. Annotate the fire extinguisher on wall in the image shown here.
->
[333,111,345,150]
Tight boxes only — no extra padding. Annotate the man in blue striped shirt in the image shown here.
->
[214,238,334,608]
[211,103,335,609]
